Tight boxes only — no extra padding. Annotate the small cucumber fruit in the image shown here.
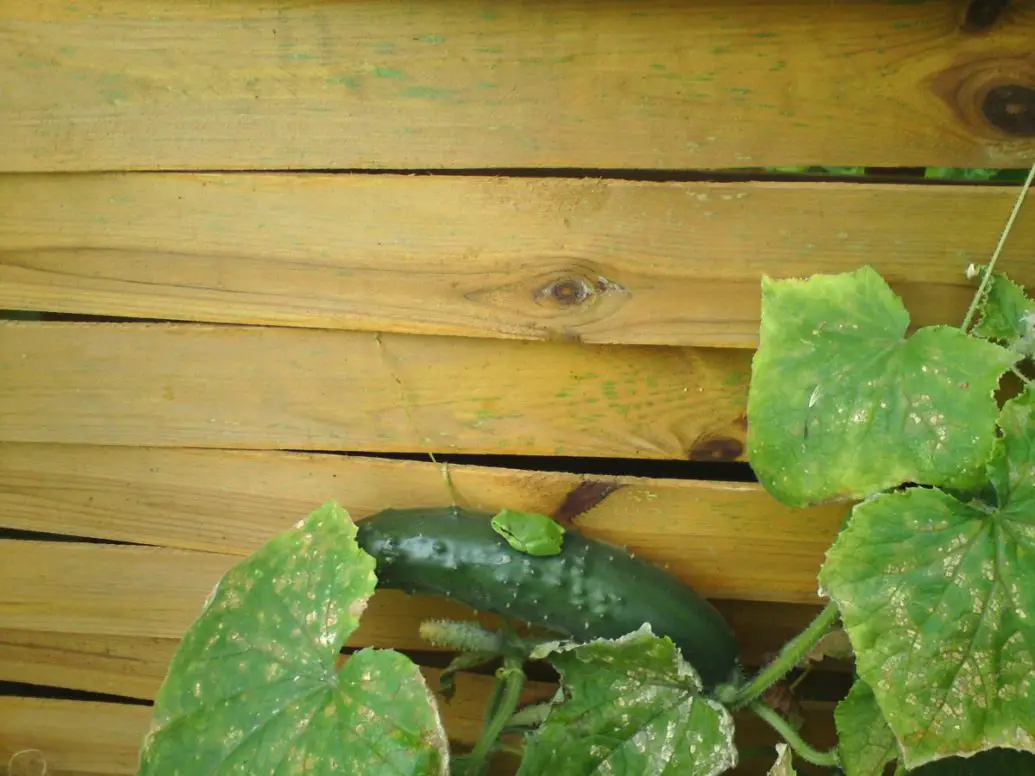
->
[356,506,739,689]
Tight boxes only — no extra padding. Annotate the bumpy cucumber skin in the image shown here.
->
[356,506,739,689]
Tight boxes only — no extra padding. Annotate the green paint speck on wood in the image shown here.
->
[400,86,455,99]
[373,67,405,79]
[417,34,446,43]
[326,75,360,90]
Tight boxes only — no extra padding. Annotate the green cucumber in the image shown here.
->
[356,506,739,689]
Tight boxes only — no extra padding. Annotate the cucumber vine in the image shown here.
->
[137,165,1035,775]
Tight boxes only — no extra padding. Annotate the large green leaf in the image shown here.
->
[138,501,449,776]
[747,266,1015,507]
[835,679,899,776]
[518,626,736,776]
[819,390,1035,768]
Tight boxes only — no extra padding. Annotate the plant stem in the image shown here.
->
[961,161,1035,333]
[465,658,526,776]
[726,601,840,709]
[749,701,840,768]
[893,762,907,776]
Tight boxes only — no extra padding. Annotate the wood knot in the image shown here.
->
[539,275,593,307]
[930,55,1035,141]
[982,84,1035,136]
[534,269,628,310]
[962,0,1009,33]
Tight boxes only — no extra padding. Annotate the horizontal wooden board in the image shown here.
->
[0,540,512,646]
[0,599,835,703]
[0,695,837,776]
[2,1,1034,172]
[3,175,1034,348]
[0,667,558,776]
[0,444,847,603]
[0,536,828,663]
[0,322,754,460]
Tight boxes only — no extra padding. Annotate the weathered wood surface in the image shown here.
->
[2,1,1033,172]
[0,444,846,602]
[0,592,825,701]
[0,668,558,775]
[0,322,754,459]
[0,695,836,776]
[3,174,1033,348]
[0,535,826,659]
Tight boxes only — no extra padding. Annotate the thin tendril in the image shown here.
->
[961,162,1035,333]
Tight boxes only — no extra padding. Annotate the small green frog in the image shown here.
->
[490,508,566,556]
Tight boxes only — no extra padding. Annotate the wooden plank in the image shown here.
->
[0,597,827,702]
[0,537,828,662]
[2,1,1034,172]
[0,540,521,645]
[3,175,1034,348]
[0,668,558,775]
[0,322,754,460]
[0,444,847,604]
[0,695,837,776]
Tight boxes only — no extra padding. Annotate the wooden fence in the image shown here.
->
[2,1,1034,774]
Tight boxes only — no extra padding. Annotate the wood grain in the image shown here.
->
[0,597,828,702]
[0,694,837,776]
[3,174,1034,348]
[0,537,828,662]
[0,540,513,645]
[0,322,754,460]
[2,0,1034,172]
[0,444,847,603]
[0,667,558,775]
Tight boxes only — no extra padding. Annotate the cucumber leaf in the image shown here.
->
[767,744,797,775]
[972,271,1035,356]
[748,266,1015,507]
[835,679,899,776]
[138,501,449,776]
[819,389,1035,768]
[518,626,736,776]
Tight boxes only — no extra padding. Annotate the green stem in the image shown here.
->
[725,602,839,709]
[749,701,840,768]
[961,161,1035,332]
[465,658,526,776]
[893,762,907,776]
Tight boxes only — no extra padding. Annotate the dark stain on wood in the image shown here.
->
[962,0,1010,33]
[928,53,1035,142]
[539,275,593,307]
[553,479,624,526]
[689,437,744,461]
[982,84,1035,136]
